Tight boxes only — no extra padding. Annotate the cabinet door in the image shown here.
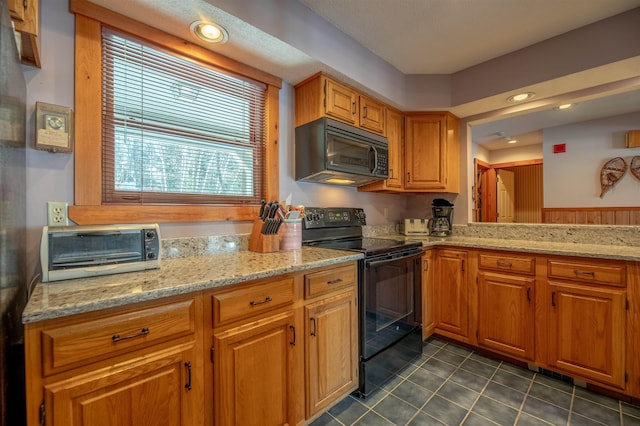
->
[434,250,468,338]
[8,0,25,22]
[404,114,447,191]
[324,78,357,125]
[359,95,385,135]
[422,250,435,339]
[305,290,358,418]
[44,345,199,426]
[385,108,403,188]
[214,311,297,426]
[477,271,534,360]
[548,281,626,388]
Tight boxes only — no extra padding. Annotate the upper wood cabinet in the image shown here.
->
[295,72,386,136]
[404,112,459,192]
[9,0,40,67]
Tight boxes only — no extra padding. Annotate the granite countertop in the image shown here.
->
[398,235,640,261]
[23,247,362,324]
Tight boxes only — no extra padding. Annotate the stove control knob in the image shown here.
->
[305,214,314,222]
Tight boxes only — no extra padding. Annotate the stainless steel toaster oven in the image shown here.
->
[40,224,161,282]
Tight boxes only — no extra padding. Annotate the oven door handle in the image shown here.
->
[365,251,421,268]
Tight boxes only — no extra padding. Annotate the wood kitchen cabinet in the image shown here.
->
[8,0,40,67]
[358,106,404,192]
[545,258,627,389]
[404,112,459,193]
[209,275,302,426]
[295,72,386,136]
[422,249,435,339]
[303,264,358,418]
[476,251,536,361]
[434,249,468,341]
[24,295,204,426]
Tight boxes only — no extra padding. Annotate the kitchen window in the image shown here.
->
[70,2,281,224]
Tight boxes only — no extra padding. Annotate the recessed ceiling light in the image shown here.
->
[554,103,575,110]
[507,139,517,144]
[507,92,535,102]
[190,21,228,44]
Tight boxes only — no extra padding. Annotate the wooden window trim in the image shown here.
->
[69,0,281,225]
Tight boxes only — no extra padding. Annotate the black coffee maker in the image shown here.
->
[428,199,454,237]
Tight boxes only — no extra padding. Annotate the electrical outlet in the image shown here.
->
[47,202,69,226]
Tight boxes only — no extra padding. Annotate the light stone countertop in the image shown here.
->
[391,235,640,261]
[23,247,362,324]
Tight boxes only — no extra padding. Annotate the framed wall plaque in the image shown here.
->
[35,102,74,153]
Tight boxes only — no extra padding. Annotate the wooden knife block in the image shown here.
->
[248,219,280,253]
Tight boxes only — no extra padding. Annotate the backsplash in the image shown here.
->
[162,222,639,259]
[454,223,640,246]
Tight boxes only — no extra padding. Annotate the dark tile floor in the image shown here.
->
[311,337,640,426]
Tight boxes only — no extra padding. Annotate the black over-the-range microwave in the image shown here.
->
[295,117,389,186]
[40,224,161,282]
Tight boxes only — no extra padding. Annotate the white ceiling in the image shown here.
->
[87,0,640,149]
[297,0,640,74]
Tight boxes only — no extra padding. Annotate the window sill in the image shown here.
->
[68,205,260,225]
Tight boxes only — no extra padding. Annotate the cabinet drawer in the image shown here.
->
[41,299,196,375]
[547,259,626,287]
[479,253,535,275]
[305,264,356,299]
[212,277,295,326]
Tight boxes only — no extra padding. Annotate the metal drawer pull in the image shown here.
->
[184,361,192,390]
[249,296,272,306]
[112,327,149,342]
[310,317,317,336]
[496,261,512,268]
[290,325,296,346]
[574,270,595,277]
[327,278,343,285]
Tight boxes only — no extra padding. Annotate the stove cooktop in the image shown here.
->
[305,237,422,256]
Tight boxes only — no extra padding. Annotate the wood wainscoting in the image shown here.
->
[542,207,640,225]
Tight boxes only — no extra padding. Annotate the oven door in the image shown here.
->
[361,250,422,360]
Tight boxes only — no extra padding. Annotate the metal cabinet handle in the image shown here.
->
[352,102,356,115]
[574,270,595,278]
[310,318,317,336]
[551,291,556,307]
[249,296,272,306]
[526,287,531,302]
[407,171,411,182]
[112,327,149,342]
[327,278,343,285]
[184,361,192,390]
[290,325,296,346]
[497,261,513,268]
[363,106,368,119]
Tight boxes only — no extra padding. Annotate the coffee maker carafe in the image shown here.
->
[428,199,453,237]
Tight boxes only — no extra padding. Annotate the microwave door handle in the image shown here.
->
[369,146,377,173]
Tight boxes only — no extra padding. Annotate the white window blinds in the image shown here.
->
[101,27,267,205]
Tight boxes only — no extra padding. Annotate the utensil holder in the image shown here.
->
[279,219,302,251]
[248,219,280,253]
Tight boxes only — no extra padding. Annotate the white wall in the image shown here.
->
[543,112,640,207]
[489,144,543,164]
[22,0,412,281]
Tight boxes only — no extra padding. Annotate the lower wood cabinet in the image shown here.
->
[422,249,435,339]
[477,271,535,360]
[44,344,198,426]
[24,294,204,426]
[213,310,298,426]
[305,289,358,418]
[547,280,626,389]
[434,249,468,340]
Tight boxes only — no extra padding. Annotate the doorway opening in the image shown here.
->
[474,158,543,223]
